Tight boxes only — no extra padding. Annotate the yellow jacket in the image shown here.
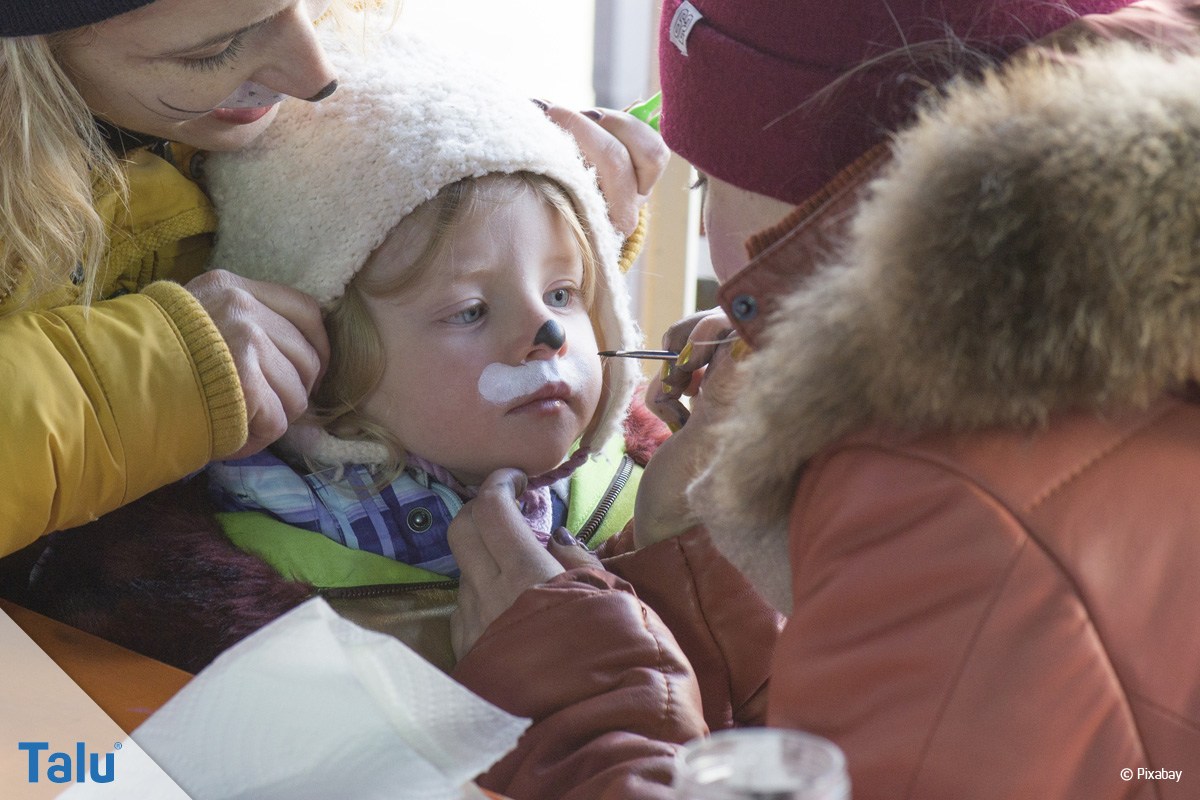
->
[1,144,245,556]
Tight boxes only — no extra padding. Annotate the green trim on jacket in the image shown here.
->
[217,435,643,590]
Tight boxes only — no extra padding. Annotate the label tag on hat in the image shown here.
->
[669,1,703,56]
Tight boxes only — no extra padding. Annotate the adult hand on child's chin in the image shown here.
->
[448,469,566,659]
[536,100,669,237]
[187,270,330,459]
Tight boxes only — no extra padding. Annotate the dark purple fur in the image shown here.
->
[0,480,312,673]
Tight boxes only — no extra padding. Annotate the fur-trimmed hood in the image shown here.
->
[692,43,1200,612]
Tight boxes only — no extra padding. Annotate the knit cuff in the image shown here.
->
[617,205,649,273]
[141,281,248,458]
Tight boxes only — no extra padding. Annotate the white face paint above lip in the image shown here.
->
[478,358,584,406]
[215,80,287,109]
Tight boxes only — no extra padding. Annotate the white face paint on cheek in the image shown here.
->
[478,357,585,405]
[216,81,287,109]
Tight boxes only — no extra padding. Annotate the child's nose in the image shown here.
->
[528,319,566,357]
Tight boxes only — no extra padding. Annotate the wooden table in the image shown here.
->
[0,600,510,799]
[0,599,192,734]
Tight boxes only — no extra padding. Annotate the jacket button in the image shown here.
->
[407,507,432,533]
[731,294,758,321]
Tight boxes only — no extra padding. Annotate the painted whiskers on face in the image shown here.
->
[477,356,588,407]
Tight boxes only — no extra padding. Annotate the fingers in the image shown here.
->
[540,102,668,236]
[448,468,560,578]
[547,527,603,571]
[217,270,330,388]
[447,469,526,580]
[448,469,568,658]
[646,381,690,432]
[646,309,744,431]
[589,107,671,197]
[188,270,329,456]
[659,310,736,401]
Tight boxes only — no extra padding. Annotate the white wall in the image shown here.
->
[394,0,598,107]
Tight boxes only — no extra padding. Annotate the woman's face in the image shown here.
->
[54,0,337,151]
[701,174,797,283]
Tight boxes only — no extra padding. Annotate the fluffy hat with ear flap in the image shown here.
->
[204,30,641,469]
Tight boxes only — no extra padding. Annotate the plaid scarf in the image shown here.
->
[207,449,584,577]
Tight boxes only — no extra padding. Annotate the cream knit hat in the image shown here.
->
[205,30,640,467]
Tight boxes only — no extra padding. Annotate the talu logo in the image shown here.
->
[18,741,118,784]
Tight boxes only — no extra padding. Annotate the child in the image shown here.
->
[196,31,656,665]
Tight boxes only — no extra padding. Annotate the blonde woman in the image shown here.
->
[0,1,667,559]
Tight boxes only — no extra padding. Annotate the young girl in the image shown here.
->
[195,31,654,666]
[0,0,665,562]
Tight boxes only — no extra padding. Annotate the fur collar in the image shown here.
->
[692,44,1200,612]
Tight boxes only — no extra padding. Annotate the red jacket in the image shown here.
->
[454,527,781,800]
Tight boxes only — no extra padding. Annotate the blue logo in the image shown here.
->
[18,741,118,784]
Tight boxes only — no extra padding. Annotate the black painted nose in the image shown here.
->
[534,319,566,350]
[305,80,338,102]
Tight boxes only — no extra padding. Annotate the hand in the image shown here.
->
[649,308,743,431]
[186,269,329,459]
[539,101,669,237]
[636,309,746,547]
[448,469,566,659]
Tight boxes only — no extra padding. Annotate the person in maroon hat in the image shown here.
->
[445,2,1200,799]
[0,0,667,561]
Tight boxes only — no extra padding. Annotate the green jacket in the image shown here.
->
[217,435,643,590]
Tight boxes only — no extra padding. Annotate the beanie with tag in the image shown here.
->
[657,0,1136,205]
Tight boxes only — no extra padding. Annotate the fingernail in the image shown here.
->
[667,419,682,434]
[531,98,550,112]
[660,362,671,383]
[677,341,694,366]
[731,339,751,360]
[582,108,604,122]
[552,527,577,547]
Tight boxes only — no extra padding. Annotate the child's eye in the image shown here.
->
[446,303,487,325]
[544,287,573,308]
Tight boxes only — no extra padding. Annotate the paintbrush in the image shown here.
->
[598,349,679,361]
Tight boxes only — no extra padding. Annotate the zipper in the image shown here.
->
[575,454,635,546]
[317,579,458,600]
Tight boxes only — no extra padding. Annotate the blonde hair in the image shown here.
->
[0,0,393,311]
[0,34,124,307]
[309,171,600,483]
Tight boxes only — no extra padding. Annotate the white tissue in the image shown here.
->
[61,598,527,799]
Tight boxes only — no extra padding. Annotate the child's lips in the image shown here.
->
[509,383,573,413]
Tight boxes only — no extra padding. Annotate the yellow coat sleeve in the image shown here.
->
[0,281,245,554]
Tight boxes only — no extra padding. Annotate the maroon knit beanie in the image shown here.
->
[659,0,1136,204]
[0,0,158,36]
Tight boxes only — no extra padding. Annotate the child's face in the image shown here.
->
[357,186,603,486]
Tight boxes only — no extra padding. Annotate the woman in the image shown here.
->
[447,1,1200,798]
[0,0,667,558]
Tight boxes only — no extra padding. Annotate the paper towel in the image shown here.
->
[61,598,527,799]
